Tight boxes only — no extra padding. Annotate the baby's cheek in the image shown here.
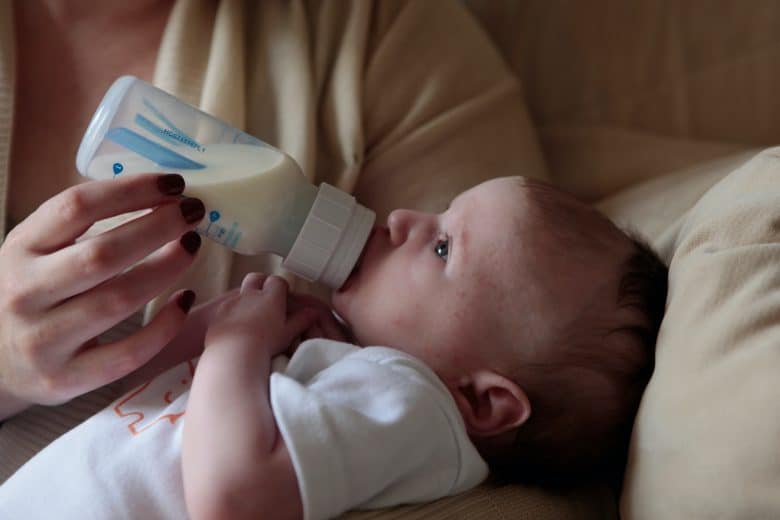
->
[379,302,426,349]
[397,297,426,326]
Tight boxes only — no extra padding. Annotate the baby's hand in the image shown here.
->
[287,292,349,343]
[204,274,319,358]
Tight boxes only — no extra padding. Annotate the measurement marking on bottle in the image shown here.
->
[205,210,221,236]
[224,222,241,248]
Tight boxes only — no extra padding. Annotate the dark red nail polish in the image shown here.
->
[177,290,196,313]
[180,231,202,255]
[157,174,185,195]
[179,198,205,223]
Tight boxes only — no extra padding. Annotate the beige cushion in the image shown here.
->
[596,150,758,247]
[610,147,780,518]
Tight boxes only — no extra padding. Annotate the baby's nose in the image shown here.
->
[387,209,415,246]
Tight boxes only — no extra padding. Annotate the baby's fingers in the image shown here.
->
[287,292,331,313]
[285,307,322,343]
[317,311,348,342]
[240,272,267,294]
[302,325,324,341]
[262,275,289,296]
[65,289,196,395]
[259,275,290,314]
[288,296,346,342]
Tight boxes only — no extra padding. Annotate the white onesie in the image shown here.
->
[0,339,488,519]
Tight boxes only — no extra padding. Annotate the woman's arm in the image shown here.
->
[182,274,316,520]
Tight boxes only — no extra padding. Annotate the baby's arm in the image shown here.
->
[182,275,319,520]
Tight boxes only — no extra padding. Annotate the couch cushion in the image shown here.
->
[595,150,757,246]
[615,147,780,518]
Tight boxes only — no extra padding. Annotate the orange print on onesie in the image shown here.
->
[114,359,197,436]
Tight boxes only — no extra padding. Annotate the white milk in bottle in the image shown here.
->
[77,76,374,288]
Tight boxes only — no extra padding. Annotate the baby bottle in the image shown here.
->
[76,76,375,289]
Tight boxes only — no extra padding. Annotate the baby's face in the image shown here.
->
[332,176,563,382]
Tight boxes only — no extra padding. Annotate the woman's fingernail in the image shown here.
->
[180,231,202,255]
[157,174,185,195]
[177,290,196,313]
[179,198,205,223]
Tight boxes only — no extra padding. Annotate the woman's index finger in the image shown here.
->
[21,173,184,253]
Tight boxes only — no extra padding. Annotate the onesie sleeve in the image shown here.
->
[270,339,488,520]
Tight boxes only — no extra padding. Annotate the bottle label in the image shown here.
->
[197,209,243,249]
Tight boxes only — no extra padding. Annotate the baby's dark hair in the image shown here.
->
[485,179,668,488]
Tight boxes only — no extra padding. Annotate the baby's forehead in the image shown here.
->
[462,178,628,293]
[463,179,585,244]
[448,178,634,351]
[465,177,576,220]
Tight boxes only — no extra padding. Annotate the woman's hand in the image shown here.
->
[0,173,205,419]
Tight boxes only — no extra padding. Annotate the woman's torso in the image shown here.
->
[7,0,172,229]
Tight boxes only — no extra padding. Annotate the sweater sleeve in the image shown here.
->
[270,340,488,520]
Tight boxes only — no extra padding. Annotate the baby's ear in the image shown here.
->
[449,370,531,438]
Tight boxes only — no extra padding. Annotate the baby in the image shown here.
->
[330,175,666,483]
[0,176,667,520]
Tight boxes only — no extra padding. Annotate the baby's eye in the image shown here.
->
[434,235,449,262]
